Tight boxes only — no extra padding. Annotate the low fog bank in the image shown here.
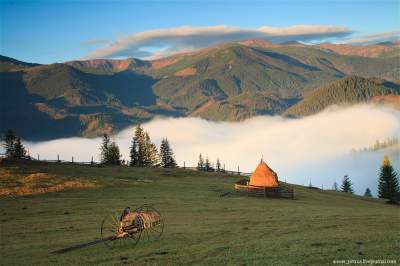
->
[24,104,400,196]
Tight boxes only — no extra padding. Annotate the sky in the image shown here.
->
[1,0,399,63]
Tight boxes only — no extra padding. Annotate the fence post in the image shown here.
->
[72,156,74,163]
[91,156,94,165]
[37,154,40,160]
[57,154,60,163]
[183,161,185,169]
[237,166,240,176]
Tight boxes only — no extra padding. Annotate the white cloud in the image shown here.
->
[25,104,400,195]
[83,25,351,59]
[342,31,400,45]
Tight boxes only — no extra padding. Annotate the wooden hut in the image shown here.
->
[235,159,294,199]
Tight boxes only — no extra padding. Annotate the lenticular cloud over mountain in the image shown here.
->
[84,24,351,59]
[25,104,400,195]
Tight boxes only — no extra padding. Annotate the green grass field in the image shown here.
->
[0,160,399,265]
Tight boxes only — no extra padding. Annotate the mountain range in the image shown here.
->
[1,40,399,140]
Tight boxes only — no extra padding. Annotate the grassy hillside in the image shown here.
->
[284,76,400,117]
[1,159,399,265]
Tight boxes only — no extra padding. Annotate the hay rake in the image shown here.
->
[51,205,164,254]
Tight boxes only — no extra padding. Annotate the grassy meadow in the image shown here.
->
[0,159,399,265]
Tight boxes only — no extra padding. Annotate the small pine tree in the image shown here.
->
[13,137,27,159]
[205,157,211,171]
[100,134,111,164]
[378,155,399,200]
[341,175,354,194]
[197,154,204,171]
[147,141,160,167]
[3,129,16,158]
[216,158,221,172]
[2,130,27,159]
[129,138,138,166]
[364,188,372,197]
[108,141,121,165]
[142,132,158,167]
[134,124,146,166]
[160,138,177,168]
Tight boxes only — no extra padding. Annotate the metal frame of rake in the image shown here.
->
[51,205,164,254]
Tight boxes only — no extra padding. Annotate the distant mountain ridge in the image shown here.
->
[1,40,399,140]
[283,76,400,117]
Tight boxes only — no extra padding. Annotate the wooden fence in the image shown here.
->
[235,179,295,199]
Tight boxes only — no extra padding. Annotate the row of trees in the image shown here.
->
[331,155,399,201]
[353,137,399,153]
[100,124,177,168]
[197,154,223,172]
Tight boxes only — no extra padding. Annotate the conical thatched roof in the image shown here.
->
[249,160,279,188]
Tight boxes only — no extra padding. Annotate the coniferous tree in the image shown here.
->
[3,129,16,158]
[197,154,204,171]
[129,138,138,166]
[341,175,354,194]
[160,138,177,168]
[100,134,111,164]
[2,130,27,159]
[142,132,158,167]
[205,157,211,171]
[146,134,160,167]
[364,188,372,197]
[216,158,221,172]
[13,137,26,158]
[134,124,146,166]
[108,141,122,165]
[130,124,159,167]
[378,155,399,200]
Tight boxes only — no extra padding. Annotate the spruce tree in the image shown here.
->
[134,124,146,166]
[378,155,399,200]
[197,154,204,171]
[216,158,221,172]
[129,138,138,166]
[147,140,159,167]
[100,134,111,164]
[3,129,16,158]
[160,138,177,168]
[205,157,211,171]
[3,130,27,159]
[142,132,158,166]
[364,188,372,197]
[13,137,26,158]
[108,141,121,165]
[341,175,354,194]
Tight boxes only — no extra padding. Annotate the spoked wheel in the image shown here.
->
[100,211,142,249]
[133,205,164,242]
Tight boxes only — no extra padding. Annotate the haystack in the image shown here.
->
[234,159,294,199]
[249,160,279,188]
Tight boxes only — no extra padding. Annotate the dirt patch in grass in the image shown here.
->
[0,171,97,196]
[174,67,196,76]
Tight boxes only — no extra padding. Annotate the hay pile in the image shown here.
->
[0,170,97,196]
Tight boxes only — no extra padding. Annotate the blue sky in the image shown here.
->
[1,0,399,63]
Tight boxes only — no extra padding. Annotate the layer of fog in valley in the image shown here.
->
[24,104,400,196]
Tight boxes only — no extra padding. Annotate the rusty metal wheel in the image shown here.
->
[100,211,142,249]
[133,205,164,242]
